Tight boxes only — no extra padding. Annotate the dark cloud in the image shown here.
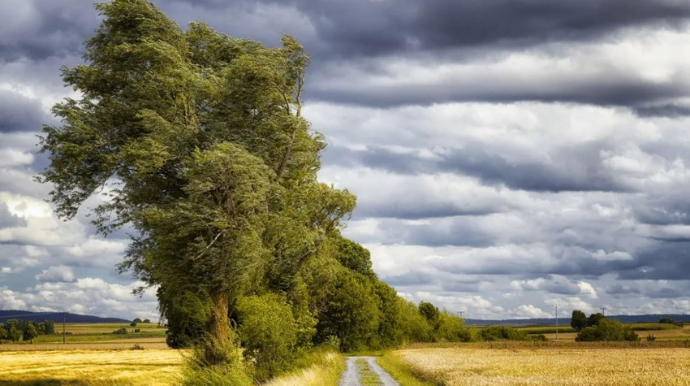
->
[0,0,99,61]
[634,104,690,118]
[619,242,690,280]
[0,90,48,133]
[169,0,690,58]
[327,143,630,193]
[606,283,687,299]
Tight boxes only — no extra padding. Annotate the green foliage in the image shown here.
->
[113,327,128,335]
[587,313,605,327]
[236,294,301,381]
[143,319,151,323]
[398,300,433,343]
[576,319,639,342]
[159,287,208,348]
[23,324,38,343]
[436,311,472,342]
[479,326,532,341]
[133,318,142,323]
[180,344,252,386]
[418,302,440,330]
[41,320,56,335]
[659,317,676,324]
[372,281,403,348]
[130,321,137,327]
[0,325,7,342]
[8,326,21,342]
[333,235,377,279]
[38,0,357,366]
[316,270,380,352]
[571,310,587,331]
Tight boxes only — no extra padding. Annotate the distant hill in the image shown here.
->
[0,310,131,323]
[466,314,690,326]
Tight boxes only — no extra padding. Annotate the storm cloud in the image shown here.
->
[0,0,689,319]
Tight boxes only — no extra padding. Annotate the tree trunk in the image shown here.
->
[205,290,230,365]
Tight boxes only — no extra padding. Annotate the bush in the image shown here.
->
[113,327,128,335]
[236,294,299,382]
[659,317,675,324]
[576,319,639,342]
[479,326,531,341]
[647,334,656,342]
[436,311,472,342]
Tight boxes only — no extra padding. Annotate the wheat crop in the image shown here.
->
[0,349,183,385]
[393,346,690,386]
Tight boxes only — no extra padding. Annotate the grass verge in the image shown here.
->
[376,351,441,386]
[262,349,345,386]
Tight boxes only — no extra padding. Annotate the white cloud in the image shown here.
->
[35,265,75,283]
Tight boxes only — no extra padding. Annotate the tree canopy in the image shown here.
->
[38,0,354,364]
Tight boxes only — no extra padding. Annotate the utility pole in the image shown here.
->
[457,311,465,318]
[62,312,66,344]
[601,307,607,317]
[555,304,558,341]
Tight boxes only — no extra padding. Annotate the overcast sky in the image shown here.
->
[2,0,690,321]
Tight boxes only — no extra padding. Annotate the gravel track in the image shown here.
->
[338,356,400,386]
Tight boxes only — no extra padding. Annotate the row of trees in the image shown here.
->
[162,235,472,381]
[36,1,469,383]
[0,320,55,343]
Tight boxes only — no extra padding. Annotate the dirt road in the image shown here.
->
[338,356,400,386]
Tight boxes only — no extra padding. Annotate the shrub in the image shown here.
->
[319,335,341,351]
[647,334,656,342]
[576,319,639,342]
[479,326,531,341]
[659,317,675,324]
[236,294,299,381]
[113,327,128,335]
[436,311,472,342]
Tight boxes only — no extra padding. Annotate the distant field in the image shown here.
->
[392,346,690,385]
[0,349,183,385]
[0,322,167,348]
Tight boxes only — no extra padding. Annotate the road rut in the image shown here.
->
[338,356,400,386]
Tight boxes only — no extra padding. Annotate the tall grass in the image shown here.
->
[263,349,344,386]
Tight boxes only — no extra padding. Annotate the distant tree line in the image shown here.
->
[571,310,638,342]
[0,319,55,344]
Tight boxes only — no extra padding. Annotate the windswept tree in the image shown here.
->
[38,0,354,365]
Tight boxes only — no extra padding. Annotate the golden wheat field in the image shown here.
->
[393,346,690,386]
[0,349,184,386]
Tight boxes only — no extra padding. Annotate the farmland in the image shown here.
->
[2,322,690,385]
[388,345,690,386]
